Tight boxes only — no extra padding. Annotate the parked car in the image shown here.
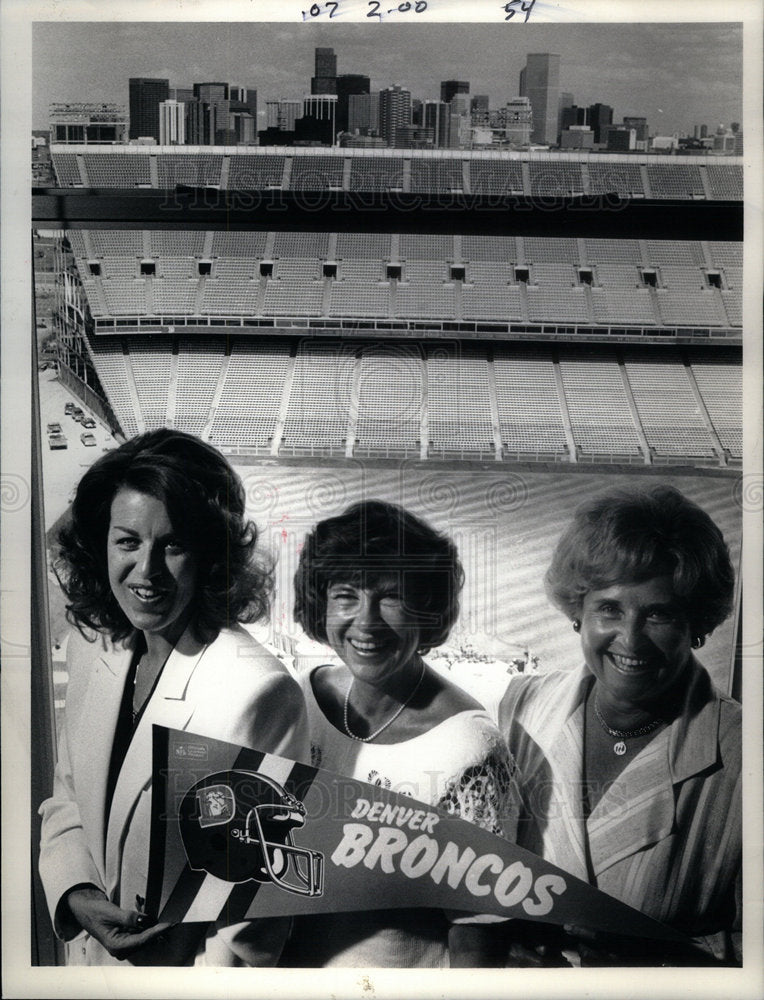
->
[80,432,97,447]
[64,402,75,415]
[46,422,62,434]
[48,433,68,450]
[72,408,84,422]
[82,416,96,429]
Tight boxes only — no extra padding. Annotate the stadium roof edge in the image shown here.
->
[48,144,745,167]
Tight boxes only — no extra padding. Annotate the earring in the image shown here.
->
[572,619,581,633]
[691,635,705,649]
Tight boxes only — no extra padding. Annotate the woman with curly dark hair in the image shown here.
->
[498,484,741,966]
[38,429,308,967]
[281,499,521,968]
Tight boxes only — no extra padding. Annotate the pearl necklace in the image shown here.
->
[593,694,662,756]
[343,663,426,743]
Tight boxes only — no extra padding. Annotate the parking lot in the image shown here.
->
[39,369,116,532]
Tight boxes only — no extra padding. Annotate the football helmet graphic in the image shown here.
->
[179,770,324,896]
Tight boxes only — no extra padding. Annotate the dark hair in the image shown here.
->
[294,500,464,654]
[545,484,735,636]
[55,428,273,643]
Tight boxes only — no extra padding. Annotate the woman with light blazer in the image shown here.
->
[38,429,309,966]
[498,485,741,966]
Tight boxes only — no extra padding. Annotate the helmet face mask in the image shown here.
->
[179,770,324,897]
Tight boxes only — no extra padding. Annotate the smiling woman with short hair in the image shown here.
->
[282,499,521,968]
[498,484,741,966]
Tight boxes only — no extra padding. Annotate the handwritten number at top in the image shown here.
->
[368,0,427,19]
[504,0,535,21]
[302,1,339,19]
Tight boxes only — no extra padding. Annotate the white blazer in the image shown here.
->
[39,622,309,966]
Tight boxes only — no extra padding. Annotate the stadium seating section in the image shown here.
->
[47,141,742,473]
[67,230,741,335]
[82,330,740,467]
[50,150,743,205]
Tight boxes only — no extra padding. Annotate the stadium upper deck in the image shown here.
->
[60,229,742,346]
[49,145,744,200]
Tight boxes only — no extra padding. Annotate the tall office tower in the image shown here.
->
[230,85,258,122]
[194,82,228,102]
[336,74,370,133]
[267,99,302,132]
[623,116,649,145]
[471,94,489,123]
[518,53,560,145]
[700,124,708,138]
[558,90,574,139]
[188,82,232,144]
[587,103,613,143]
[411,98,423,126]
[424,100,451,147]
[296,94,338,144]
[159,100,186,144]
[560,104,584,132]
[170,87,194,104]
[504,96,532,145]
[558,90,574,119]
[378,85,412,146]
[129,78,169,140]
[348,93,379,135]
[312,47,337,94]
[440,80,469,104]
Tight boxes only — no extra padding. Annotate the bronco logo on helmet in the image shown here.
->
[179,770,324,896]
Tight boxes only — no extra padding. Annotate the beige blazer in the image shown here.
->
[39,623,309,966]
[498,659,742,962]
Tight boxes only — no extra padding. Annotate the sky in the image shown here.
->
[33,21,742,136]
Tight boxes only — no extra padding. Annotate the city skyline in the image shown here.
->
[33,22,741,138]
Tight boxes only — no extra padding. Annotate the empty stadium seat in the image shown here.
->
[157,154,222,188]
[526,286,589,323]
[209,340,291,447]
[706,164,743,200]
[281,343,354,450]
[410,159,464,193]
[492,348,568,457]
[558,352,642,457]
[624,351,716,456]
[83,154,151,187]
[461,235,517,262]
[644,241,705,266]
[272,231,330,258]
[523,238,579,264]
[289,155,344,189]
[129,337,173,429]
[329,281,390,317]
[690,353,742,456]
[87,337,139,437]
[228,155,285,188]
[174,337,225,436]
[427,347,493,454]
[355,344,423,452]
[348,157,404,191]
[591,287,656,325]
[336,232,392,260]
[654,289,726,326]
[469,160,523,195]
[646,164,704,199]
[52,153,83,187]
[528,162,584,196]
[587,163,644,197]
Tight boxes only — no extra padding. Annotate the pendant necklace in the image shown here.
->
[344,663,426,743]
[593,694,662,756]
